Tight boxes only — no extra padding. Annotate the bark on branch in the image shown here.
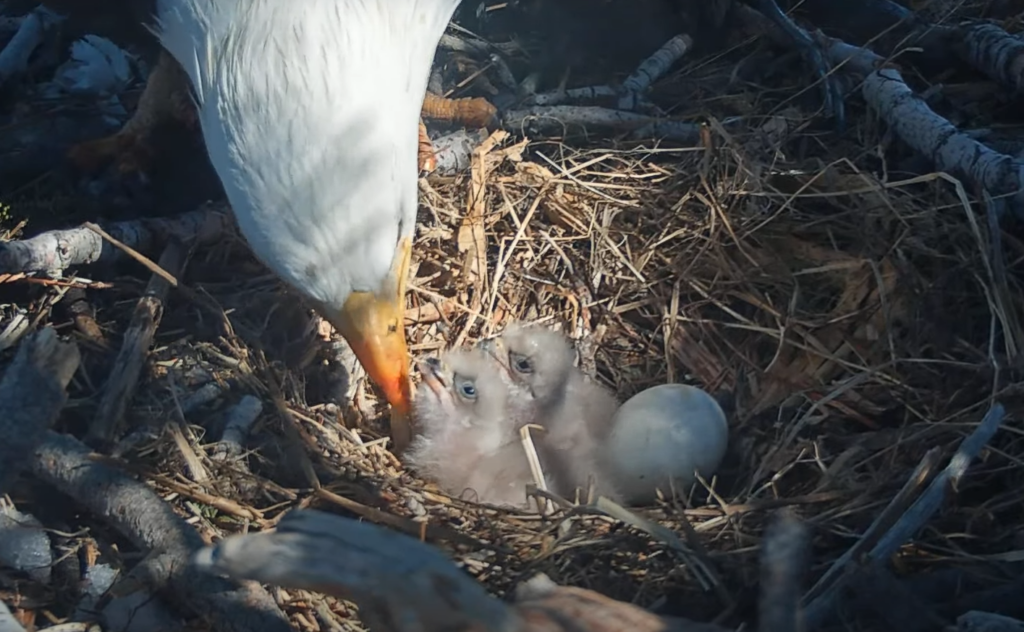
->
[0,204,230,275]
[196,508,806,632]
[0,327,80,493]
[31,432,291,632]
[818,34,1024,214]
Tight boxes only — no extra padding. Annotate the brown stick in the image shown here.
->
[0,327,80,493]
[87,241,188,447]
[31,431,291,632]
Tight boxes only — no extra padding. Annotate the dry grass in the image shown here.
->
[3,4,1024,631]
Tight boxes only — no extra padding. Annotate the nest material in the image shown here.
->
[1,2,1024,632]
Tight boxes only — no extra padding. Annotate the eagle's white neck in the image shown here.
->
[154,0,461,309]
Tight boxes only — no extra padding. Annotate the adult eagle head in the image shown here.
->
[153,0,462,449]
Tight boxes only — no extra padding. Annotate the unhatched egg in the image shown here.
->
[602,383,729,505]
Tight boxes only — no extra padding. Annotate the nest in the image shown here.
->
[2,1,1024,631]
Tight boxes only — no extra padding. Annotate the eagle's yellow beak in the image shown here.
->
[329,237,413,453]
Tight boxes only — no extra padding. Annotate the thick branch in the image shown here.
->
[0,327,80,493]
[954,23,1024,95]
[0,205,230,275]
[502,106,700,142]
[31,431,291,632]
[818,34,1024,211]
[0,8,60,88]
[195,508,733,632]
[195,508,517,632]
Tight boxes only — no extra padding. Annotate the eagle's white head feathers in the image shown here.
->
[153,0,460,311]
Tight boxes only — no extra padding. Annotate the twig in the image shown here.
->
[739,0,843,127]
[592,496,715,591]
[0,328,80,493]
[0,205,229,275]
[803,403,1007,628]
[0,307,30,352]
[519,423,553,515]
[31,432,291,632]
[314,488,483,547]
[803,447,943,603]
[87,242,188,447]
[870,404,1005,557]
[84,223,178,287]
[180,382,225,415]
[429,128,489,176]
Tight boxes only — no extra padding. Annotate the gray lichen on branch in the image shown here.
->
[0,204,230,276]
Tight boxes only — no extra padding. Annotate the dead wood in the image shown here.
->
[959,611,1024,632]
[2,3,1023,631]
[618,34,693,111]
[0,7,59,88]
[87,241,188,447]
[0,205,230,275]
[953,22,1024,95]
[30,431,291,632]
[0,327,80,493]
[212,394,263,461]
[502,106,701,143]
[194,507,734,632]
[803,403,1007,628]
[817,32,1024,213]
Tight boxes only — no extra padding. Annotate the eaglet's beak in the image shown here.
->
[328,237,414,453]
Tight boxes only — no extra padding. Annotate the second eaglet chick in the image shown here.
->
[405,349,539,508]
[480,322,622,503]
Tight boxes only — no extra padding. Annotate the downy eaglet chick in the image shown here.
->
[479,322,622,503]
[405,348,543,509]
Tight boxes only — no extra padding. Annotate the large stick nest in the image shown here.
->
[2,1,1024,631]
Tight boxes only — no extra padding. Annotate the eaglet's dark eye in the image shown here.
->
[457,379,477,400]
[510,352,534,374]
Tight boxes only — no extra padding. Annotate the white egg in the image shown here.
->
[602,384,729,505]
